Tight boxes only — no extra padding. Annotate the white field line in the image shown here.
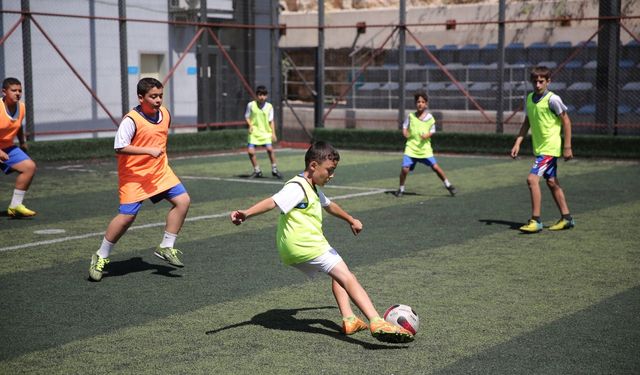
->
[0,187,386,253]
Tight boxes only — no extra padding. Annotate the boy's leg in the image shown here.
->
[89,213,137,281]
[7,158,37,217]
[395,167,410,197]
[154,192,190,267]
[265,145,282,179]
[547,177,575,230]
[331,279,368,335]
[519,173,544,233]
[431,163,456,196]
[247,146,262,177]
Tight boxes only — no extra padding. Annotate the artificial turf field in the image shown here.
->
[1,148,639,374]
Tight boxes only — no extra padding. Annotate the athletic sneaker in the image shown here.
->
[393,189,403,197]
[249,171,263,178]
[7,204,37,218]
[342,316,368,335]
[89,253,110,282]
[519,219,543,233]
[272,170,283,179]
[549,218,575,231]
[446,185,457,196]
[370,318,414,343]
[154,246,184,267]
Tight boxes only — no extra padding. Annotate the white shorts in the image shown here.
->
[292,248,344,278]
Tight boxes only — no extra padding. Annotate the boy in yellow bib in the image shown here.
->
[244,85,282,179]
[231,141,413,343]
[394,91,456,197]
[511,66,574,233]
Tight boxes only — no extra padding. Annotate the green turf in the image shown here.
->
[1,150,639,374]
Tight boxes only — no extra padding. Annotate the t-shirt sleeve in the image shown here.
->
[272,183,306,214]
[114,117,136,149]
[318,190,331,207]
[268,104,274,122]
[549,94,568,116]
[402,115,410,129]
[244,102,252,119]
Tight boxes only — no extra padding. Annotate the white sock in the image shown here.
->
[10,189,26,208]
[443,179,451,188]
[399,185,405,192]
[160,231,177,248]
[272,164,278,172]
[254,166,261,173]
[97,237,115,258]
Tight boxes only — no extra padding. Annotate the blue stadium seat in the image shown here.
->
[577,40,597,62]
[577,104,595,115]
[621,81,640,108]
[468,62,498,82]
[506,42,526,64]
[619,60,639,84]
[551,41,573,63]
[527,42,551,64]
[583,60,597,82]
[566,81,593,109]
[480,43,498,64]
[459,44,480,64]
[438,44,459,64]
[622,39,640,62]
[553,59,584,82]
[405,82,425,92]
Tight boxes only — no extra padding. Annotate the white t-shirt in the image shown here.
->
[272,182,331,214]
[114,110,164,149]
[244,101,274,122]
[402,112,436,134]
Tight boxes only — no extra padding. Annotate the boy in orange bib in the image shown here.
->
[89,78,191,281]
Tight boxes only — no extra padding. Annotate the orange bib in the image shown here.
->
[0,100,25,149]
[117,106,180,204]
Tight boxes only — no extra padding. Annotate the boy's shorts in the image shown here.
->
[0,146,31,174]
[529,155,558,179]
[292,248,344,278]
[118,183,187,215]
[247,143,272,148]
[402,155,438,171]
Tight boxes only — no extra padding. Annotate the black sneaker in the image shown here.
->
[446,185,457,196]
[393,189,403,197]
[249,171,263,178]
[272,170,283,179]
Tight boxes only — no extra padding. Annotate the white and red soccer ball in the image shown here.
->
[383,304,419,335]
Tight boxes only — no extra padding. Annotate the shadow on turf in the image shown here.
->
[479,219,524,231]
[383,190,421,197]
[205,306,407,349]
[89,256,181,281]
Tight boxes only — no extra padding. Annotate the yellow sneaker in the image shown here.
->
[342,316,368,335]
[370,318,414,343]
[7,204,37,218]
[519,219,542,233]
[549,218,575,231]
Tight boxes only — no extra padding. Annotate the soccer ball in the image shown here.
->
[383,304,419,335]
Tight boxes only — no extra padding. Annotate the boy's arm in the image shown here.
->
[17,125,28,151]
[270,120,277,142]
[510,117,530,159]
[324,201,363,236]
[560,112,573,160]
[116,145,163,158]
[230,197,277,225]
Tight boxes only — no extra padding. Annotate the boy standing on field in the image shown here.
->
[0,77,37,218]
[89,78,191,282]
[230,141,414,343]
[244,85,282,179]
[394,91,456,197]
[511,65,575,233]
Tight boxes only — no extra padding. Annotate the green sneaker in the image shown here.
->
[154,246,184,267]
[89,253,110,281]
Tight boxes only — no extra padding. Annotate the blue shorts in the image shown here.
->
[1,146,31,174]
[119,183,187,215]
[402,155,438,171]
[247,143,272,148]
[529,155,558,179]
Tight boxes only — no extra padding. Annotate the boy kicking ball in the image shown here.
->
[231,141,413,343]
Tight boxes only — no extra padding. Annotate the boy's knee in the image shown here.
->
[546,178,560,189]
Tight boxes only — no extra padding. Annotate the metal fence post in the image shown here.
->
[314,0,324,129]
[21,0,34,141]
[119,0,129,117]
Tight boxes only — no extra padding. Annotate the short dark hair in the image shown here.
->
[305,141,340,168]
[256,85,268,95]
[530,65,552,81]
[414,91,428,102]
[137,77,163,96]
[2,77,22,89]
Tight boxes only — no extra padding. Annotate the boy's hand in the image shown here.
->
[510,145,520,159]
[19,142,28,152]
[350,219,363,235]
[0,150,8,161]
[248,126,253,134]
[563,147,573,161]
[230,210,247,225]
[149,148,164,158]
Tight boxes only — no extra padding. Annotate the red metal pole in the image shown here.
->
[162,27,205,86]
[0,16,24,46]
[206,28,256,99]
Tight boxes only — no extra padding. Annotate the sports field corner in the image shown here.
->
[1,148,639,374]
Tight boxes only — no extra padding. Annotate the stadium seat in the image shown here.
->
[619,60,639,84]
[622,39,640,62]
[621,81,640,108]
[577,40,597,62]
[535,61,558,69]
[505,42,526,64]
[355,82,384,108]
[443,82,469,109]
[468,62,498,82]
[431,62,466,82]
[552,59,583,82]
[459,44,480,64]
[566,82,593,109]
[527,41,551,64]
[405,82,425,92]
[583,60,597,83]
[479,43,498,64]
[438,44,459,64]
[551,41,573,63]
